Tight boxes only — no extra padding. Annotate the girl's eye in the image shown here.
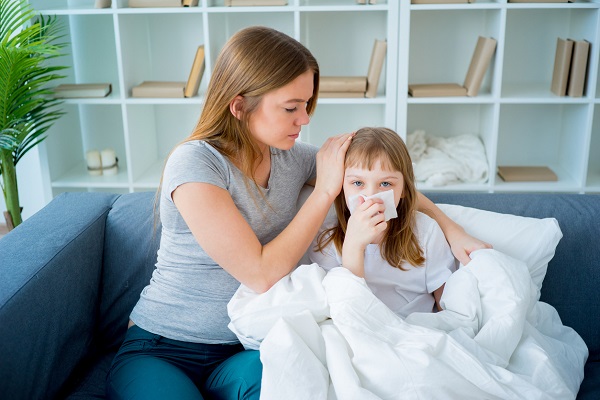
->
[352,181,363,187]
[285,107,297,113]
[381,182,391,187]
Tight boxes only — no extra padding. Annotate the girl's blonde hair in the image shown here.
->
[186,25,319,181]
[316,127,425,270]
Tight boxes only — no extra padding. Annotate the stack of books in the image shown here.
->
[411,0,475,3]
[408,36,497,97]
[225,0,287,5]
[497,166,558,182]
[319,39,387,99]
[95,0,111,8]
[128,0,198,7]
[132,45,205,98]
[550,37,590,98]
[53,83,112,98]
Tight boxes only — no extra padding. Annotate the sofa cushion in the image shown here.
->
[98,191,161,352]
[0,192,118,400]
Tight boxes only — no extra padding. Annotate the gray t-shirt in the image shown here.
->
[130,140,318,343]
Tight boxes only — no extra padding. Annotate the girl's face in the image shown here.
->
[343,158,404,209]
[247,70,313,151]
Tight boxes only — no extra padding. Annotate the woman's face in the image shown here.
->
[247,70,313,151]
[343,158,404,209]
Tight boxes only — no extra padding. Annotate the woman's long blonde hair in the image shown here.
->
[316,127,425,270]
[186,25,319,181]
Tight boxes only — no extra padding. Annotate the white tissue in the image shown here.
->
[347,189,398,221]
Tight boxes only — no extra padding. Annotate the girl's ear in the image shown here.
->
[230,95,244,120]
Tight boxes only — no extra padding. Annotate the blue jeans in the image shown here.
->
[106,325,262,400]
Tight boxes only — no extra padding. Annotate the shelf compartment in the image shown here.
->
[408,9,501,98]
[127,104,200,188]
[502,8,597,99]
[206,11,294,67]
[118,13,206,98]
[406,103,495,188]
[300,10,388,96]
[495,103,589,190]
[44,104,128,188]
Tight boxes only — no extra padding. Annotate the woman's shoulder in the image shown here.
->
[169,140,228,167]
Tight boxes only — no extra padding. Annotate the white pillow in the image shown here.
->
[437,204,562,292]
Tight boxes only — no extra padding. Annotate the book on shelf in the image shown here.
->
[567,39,590,98]
[129,0,182,7]
[497,166,558,182]
[463,36,497,96]
[182,0,199,5]
[225,0,288,5]
[508,0,569,3]
[53,83,112,98]
[319,91,365,98]
[550,38,574,96]
[132,81,186,98]
[320,76,367,93]
[95,0,111,8]
[184,45,206,98]
[365,39,387,98]
[411,0,473,4]
[408,83,467,97]
[408,36,496,98]
[132,44,205,98]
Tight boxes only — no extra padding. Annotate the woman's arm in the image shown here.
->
[417,192,492,266]
[174,133,353,294]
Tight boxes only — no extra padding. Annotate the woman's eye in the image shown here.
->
[285,107,297,113]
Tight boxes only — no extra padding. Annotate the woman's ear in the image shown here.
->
[230,95,244,120]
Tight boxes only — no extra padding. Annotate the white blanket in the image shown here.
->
[228,250,587,400]
[407,130,489,186]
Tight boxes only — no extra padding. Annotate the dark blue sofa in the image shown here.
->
[0,191,598,399]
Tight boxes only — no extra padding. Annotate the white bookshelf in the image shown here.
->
[27,0,600,209]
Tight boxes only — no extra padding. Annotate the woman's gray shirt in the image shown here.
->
[130,140,318,343]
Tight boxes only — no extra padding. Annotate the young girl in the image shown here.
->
[309,127,455,317]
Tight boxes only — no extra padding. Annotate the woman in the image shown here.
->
[107,26,489,400]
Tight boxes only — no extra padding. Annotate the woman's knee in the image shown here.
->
[107,355,203,400]
[204,350,262,400]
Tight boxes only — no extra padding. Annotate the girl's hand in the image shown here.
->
[344,197,387,251]
[314,132,354,202]
[341,197,386,277]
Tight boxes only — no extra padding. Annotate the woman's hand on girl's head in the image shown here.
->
[314,132,354,202]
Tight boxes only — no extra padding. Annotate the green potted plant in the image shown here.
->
[0,0,66,230]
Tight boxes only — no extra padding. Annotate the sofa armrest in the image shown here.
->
[0,192,119,400]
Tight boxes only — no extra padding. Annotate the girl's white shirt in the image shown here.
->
[308,212,456,318]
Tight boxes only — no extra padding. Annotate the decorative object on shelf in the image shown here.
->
[407,130,489,186]
[183,0,199,6]
[225,0,288,5]
[497,166,558,182]
[319,39,386,99]
[408,36,496,97]
[0,0,66,230]
[86,148,119,176]
[95,0,111,8]
[132,45,205,98]
[53,83,112,98]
